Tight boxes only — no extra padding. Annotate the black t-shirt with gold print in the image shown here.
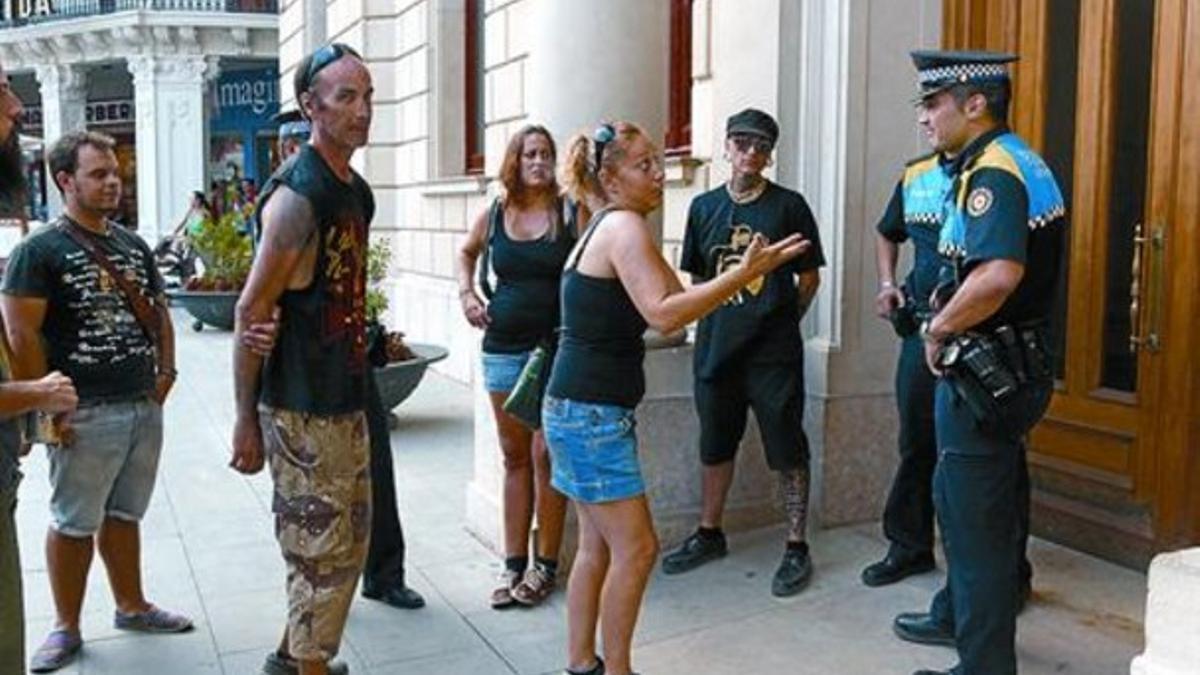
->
[680,182,825,380]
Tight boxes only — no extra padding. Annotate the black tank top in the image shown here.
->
[546,209,648,408]
[483,199,576,353]
[257,145,375,415]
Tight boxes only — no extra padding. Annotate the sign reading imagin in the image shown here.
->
[212,68,279,120]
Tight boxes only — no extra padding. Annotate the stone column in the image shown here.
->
[128,55,207,243]
[526,0,669,152]
[34,64,88,219]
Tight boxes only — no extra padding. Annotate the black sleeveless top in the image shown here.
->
[257,145,375,415]
[483,199,576,353]
[546,209,648,408]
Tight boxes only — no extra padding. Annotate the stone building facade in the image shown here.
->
[278,0,942,549]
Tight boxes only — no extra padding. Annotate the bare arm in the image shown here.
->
[151,298,176,403]
[455,206,491,329]
[797,268,820,318]
[604,212,809,335]
[230,186,315,473]
[926,259,1024,338]
[1,295,49,380]
[234,185,316,417]
[874,233,904,318]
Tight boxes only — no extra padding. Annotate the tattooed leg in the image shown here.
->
[778,466,810,543]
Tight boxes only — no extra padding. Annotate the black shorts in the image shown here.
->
[694,361,809,472]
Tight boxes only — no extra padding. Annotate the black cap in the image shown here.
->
[726,108,779,146]
[272,109,311,140]
[910,50,1017,101]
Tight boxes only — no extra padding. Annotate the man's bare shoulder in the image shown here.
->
[260,185,317,251]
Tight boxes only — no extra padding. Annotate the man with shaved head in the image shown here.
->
[230,44,375,675]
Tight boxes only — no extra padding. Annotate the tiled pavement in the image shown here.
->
[13,310,1147,674]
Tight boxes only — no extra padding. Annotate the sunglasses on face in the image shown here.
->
[730,135,774,155]
[593,123,616,170]
[300,43,362,94]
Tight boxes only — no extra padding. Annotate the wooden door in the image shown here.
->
[944,0,1200,568]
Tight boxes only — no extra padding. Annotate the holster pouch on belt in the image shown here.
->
[888,303,920,338]
[938,332,1020,426]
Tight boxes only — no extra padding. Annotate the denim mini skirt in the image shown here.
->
[542,395,643,503]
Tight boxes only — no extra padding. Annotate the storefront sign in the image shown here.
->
[212,68,279,121]
[1,0,54,23]
[20,100,135,131]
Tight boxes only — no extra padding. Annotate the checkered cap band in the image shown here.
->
[918,63,1009,86]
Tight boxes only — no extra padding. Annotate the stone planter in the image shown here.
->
[166,289,239,332]
[375,342,449,423]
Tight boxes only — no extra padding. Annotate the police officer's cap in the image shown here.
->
[910,50,1017,102]
[272,109,311,140]
[726,108,779,147]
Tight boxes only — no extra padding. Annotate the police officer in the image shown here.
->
[861,118,948,588]
[889,51,1066,675]
[272,109,310,161]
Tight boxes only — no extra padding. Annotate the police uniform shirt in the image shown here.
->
[876,155,952,313]
[941,127,1067,331]
[680,182,825,380]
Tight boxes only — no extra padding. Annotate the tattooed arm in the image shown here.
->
[230,186,316,474]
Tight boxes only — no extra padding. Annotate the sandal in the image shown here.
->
[512,564,557,607]
[114,605,194,633]
[490,569,522,609]
[29,629,82,673]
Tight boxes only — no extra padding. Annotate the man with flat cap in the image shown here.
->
[661,108,825,597]
[888,51,1066,675]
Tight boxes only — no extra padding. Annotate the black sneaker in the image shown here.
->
[771,548,813,597]
[661,530,727,575]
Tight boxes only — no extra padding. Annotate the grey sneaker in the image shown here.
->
[262,650,349,675]
[661,530,727,575]
[771,548,813,597]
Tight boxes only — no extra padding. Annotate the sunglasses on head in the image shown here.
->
[730,134,774,155]
[300,43,362,94]
[593,123,616,170]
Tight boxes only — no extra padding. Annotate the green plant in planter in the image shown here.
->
[365,239,391,324]
[185,210,253,291]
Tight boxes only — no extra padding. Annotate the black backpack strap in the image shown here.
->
[477,197,502,300]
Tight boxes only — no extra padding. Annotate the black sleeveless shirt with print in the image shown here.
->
[258,145,375,415]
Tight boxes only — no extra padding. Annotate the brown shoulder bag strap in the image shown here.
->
[58,222,161,346]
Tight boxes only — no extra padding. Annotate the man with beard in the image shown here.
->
[231,43,375,675]
[0,65,28,214]
[0,59,83,675]
[3,129,193,673]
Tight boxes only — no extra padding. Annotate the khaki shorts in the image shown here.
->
[261,406,371,662]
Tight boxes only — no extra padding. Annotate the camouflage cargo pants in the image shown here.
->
[261,406,371,662]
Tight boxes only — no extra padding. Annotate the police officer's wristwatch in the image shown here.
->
[919,319,948,343]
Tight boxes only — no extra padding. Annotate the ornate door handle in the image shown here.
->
[1130,222,1164,353]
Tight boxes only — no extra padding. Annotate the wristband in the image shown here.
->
[880,280,896,289]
